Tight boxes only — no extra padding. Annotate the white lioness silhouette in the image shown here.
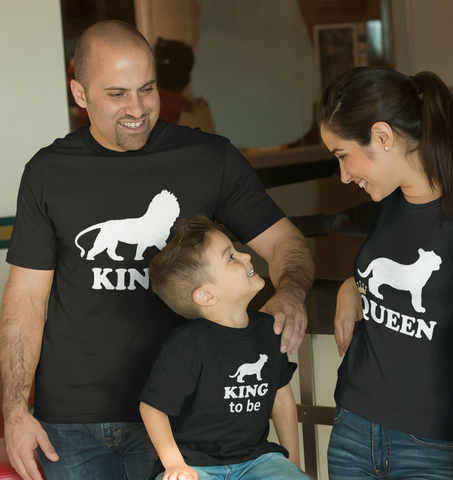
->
[75,190,180,261]
[358,248,442,313]
[229,354,268,383]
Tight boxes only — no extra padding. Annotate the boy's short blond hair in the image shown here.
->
[148,215,222,319]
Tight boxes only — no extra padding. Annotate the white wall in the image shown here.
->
[391,0,453,86]
[0,0,69,292]
[409,0,453,85]
[390,0,412,75]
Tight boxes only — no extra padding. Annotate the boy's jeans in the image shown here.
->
[36,420,157,480]
[155,452,309,480]
[328,406,453,479]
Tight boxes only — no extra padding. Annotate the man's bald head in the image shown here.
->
[73,20,153,97]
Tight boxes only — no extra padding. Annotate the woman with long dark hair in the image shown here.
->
[318,67,453,479]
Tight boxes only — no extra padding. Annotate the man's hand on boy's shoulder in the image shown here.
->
[260,290,307,355]
[163,463,199,480]
[246,217,314,355]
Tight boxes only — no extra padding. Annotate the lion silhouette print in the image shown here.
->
[75,190,180,261]
[358,248,442,313]
[229,354,269,383]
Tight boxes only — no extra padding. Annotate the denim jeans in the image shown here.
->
[155,452,309,480]
[37,420,157,480]
[328,407,453,479]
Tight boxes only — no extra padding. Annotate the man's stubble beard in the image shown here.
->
[115,118,152,151]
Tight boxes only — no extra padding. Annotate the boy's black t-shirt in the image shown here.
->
[336,188,453,440]
[140,311,297,475]
[6,121,285,423]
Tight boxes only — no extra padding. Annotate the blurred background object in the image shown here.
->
[190,0,321,149]
[155,37,208,125]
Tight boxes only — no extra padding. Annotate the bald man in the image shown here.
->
[0,21,314,480]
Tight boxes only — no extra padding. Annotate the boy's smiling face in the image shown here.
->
[203,231,265,305]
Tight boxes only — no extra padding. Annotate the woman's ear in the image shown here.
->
[193,287,217,307]
[371,121,394,151]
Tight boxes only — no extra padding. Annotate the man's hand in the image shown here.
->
[0,266,55,480]
[5,411,58,480]
[334,277,363,357]
[163,463,198,480]
[247,218,314,355]
[260,291,307,355]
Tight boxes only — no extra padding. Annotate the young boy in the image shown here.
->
[140,215,311,480]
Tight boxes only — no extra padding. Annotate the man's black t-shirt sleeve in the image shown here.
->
[214,142,285,245]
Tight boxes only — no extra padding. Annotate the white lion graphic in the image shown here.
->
[229,354,268,383]
[75,190,180,261]
[358,248,442,313]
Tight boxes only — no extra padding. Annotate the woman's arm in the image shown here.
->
[334,277,363,357]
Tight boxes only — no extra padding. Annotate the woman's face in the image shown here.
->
[320,125,400,202]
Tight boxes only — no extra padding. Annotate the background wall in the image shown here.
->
[391,0,453,85]
[0,0,69,292]
[408,0,453,84]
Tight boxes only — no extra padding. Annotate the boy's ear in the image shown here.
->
[193,287,217,307]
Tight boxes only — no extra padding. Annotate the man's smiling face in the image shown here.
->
[80,40,160,152]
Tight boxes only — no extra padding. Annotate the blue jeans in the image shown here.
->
[37,420,157,480]
[155,452,309,480]
[328,407,453,479]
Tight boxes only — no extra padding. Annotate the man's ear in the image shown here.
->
[70,79,88,108]
[193,287,217,307]
[371,121,394,151]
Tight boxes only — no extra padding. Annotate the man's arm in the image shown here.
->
[334,277,363,357]
[0,265,58,480]
[247,218,314,354]
[139,402,198,480]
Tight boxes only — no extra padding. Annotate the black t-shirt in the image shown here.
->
[140,311,297,476]
[7,121,285,423]
[336,188,453,440]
